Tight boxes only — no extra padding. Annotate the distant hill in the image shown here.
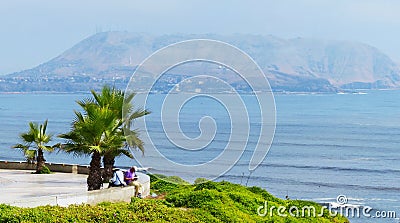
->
[1,31,399,92]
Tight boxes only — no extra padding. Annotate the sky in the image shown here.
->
[1,0,400,75]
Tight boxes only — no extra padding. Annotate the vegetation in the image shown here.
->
[59,100,125,190]
[12,120,56,174]
[59,85,149,190]
[0,176,348,223]
[38,165,52,174]
[194,177,209,184]
[79,86,150,182]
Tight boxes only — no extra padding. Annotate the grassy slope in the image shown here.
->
[0,175,348,223]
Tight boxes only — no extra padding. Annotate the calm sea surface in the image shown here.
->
[0,91,399,222]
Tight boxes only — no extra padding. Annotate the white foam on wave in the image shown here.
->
[314,197,336,201]
[369,198,398,202]
[345,157,376,161]
[347,197,365,202]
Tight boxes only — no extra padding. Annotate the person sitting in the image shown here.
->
[109,167,126,187]
[124,166,142,197]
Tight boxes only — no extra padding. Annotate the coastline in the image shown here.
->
[0,167,349,222]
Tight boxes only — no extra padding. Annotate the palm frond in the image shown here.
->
[14,120,55,164]
[12,143,29,150]
[59,85,149,163]
[125,129,145,155]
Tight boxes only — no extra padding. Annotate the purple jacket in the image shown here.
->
[124,170,137,184]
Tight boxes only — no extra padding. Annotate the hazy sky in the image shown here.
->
[1,0,400,74]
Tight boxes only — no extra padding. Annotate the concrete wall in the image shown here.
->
[0,160,89,174]
[0,160,36,171]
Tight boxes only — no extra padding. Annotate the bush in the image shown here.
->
[247,186,281,203]
[194,178,208,184]
[151,178,180,192]
[194,180,219,191]
[150,174,189,185]
[194,181,219,190]
[166,189,223,208]
[36,165,51,174]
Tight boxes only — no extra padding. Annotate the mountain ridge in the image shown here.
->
[1,31,399,92]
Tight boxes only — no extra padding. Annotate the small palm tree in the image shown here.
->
[13,120,54,173]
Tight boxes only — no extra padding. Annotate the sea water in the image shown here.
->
[0,91,399,222]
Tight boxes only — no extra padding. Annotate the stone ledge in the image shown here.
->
[0,160,90,174]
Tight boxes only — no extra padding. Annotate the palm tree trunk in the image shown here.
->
[102,153,115,183]
[36,149,46,173]
[87,151,102,191]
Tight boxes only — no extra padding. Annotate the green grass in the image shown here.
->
[0,175,349,223]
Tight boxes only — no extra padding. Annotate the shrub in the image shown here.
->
[151,173,189,185]
[194,178,208,184]
[194,181,219,191]
[247,186,281,203]
[37,165,52,174]
[151,178,180,192]
[166,189,224,208]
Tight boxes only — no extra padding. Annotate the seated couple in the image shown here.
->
[109,166,142,197]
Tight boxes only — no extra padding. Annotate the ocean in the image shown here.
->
[0,90,399,223]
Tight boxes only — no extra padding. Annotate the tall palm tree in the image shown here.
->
[59,105,124,190]
[13,120,54,173]
[79,85,150,182]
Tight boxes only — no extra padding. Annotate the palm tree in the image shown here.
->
[59,105,124,190]
[13,120,54,173]
[79,85,150,182]
[60,86,149,190]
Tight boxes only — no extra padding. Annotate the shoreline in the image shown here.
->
[1,89,399,95]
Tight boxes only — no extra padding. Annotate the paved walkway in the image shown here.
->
[0,169,87,205]
[0,169,151,207]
